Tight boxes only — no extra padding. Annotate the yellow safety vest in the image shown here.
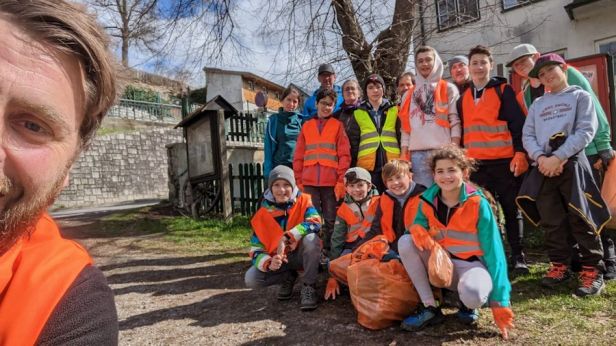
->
[354,107,401,171]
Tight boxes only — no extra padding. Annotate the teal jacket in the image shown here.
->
[411,182,511,307]
[522,66,612,156]
[263,109,303,178]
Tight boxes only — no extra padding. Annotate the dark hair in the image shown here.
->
[415,45,436,59]
[281,85,302,104]
[316,88,337,103]
[428,144,476,173]
[396,71,415,86]
[468,45,493,63]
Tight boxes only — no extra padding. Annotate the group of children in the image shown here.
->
[246,43,614,338]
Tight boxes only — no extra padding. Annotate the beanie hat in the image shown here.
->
[448,55,469,71]
[344,167,372,185]
[364,73,385,95]
[268,165,296,190]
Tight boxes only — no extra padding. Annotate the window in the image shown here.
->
[436,0,480,31]
[598,39,616,80]
[248,81,254,90]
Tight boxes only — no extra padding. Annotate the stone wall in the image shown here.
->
[54,126,183,209]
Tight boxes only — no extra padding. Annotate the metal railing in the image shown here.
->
[107,99,184,123]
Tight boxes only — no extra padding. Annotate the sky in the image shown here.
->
[84,0,415,92]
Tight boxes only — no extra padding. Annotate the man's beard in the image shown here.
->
[0,168,70,256]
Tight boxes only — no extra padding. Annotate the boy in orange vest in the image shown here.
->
[361,160,426,252]
[245,165,323,310]
[293,88,351,255]
[325,167,380,300]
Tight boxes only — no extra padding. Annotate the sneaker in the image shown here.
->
[455,305,479,325]
[604,262,616,281]
[541,262,571,288]
[512,253,530,275]
[300,284,318,311]
[400,305,444,331]
[277,271,297,301]
[575,266,605,297]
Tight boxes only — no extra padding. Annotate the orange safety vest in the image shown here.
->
[461,84,515,160]
[380,193,421,243]
[250,193,312,255]
[336,196,380,242]
[398,80,450,133]
[420,195,483,259]
[302,118,341,169]
[0,213,92,345]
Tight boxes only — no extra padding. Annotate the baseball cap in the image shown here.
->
[506,43,539,67]
[363,73,386,94]
[344,167,372,185]
[318,63,335,75]
[528,53,566,78]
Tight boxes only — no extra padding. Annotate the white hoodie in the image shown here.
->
[400,51,461,151]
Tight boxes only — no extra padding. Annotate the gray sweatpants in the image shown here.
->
[398,234,492,309]
[244,233,322,287]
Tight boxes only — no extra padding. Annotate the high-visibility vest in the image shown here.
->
[250,193,312,255]
[461,84,515,160]
[419,195,483,259]
[302,118,341,169]
[354,107,401,171]
[398,79,450,133]
[0,213,92,345]
[336,195,380,242]
[380,193,421,243]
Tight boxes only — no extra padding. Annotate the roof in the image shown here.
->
[204,67,286,91]
[175,95,238,128]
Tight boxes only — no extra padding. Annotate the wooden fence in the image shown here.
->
[229,162,266,215]
[225,112,266,143]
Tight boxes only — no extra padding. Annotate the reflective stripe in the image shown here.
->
[445,244,482,254]
[305,144,318,150]
[360,132,379,140]
[382,142,401,150]
[306,143,336,150]
[465,124,509,134]
[435,101,449,108]
[305,153,339,161]
[465,140,513,148]
[381,130,397,137]
[359,142,379,152]
[433,229,479,242]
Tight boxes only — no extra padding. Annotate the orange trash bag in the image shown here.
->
[347,236,421,330]
[329,253,352,285]
[428,242,453,288]
[601,162,616,230]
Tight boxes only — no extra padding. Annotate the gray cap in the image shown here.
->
[268,165,296,190]
[506,44,539,67]
[344,167,372,185]
[318,63,335,75]
[448,55,469,70]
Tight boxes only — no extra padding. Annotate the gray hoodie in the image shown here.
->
[522,85,598,161]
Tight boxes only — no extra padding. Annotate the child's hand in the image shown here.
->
[268,254,286,271]
[324,278,340,300]
[491,306,515,340]
[283,232,299,252]
[538,156,565,177]
[334,182,346,200]
[409,225,434,251]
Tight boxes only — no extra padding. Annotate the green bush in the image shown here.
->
[123,85,161,103]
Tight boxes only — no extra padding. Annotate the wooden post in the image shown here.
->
[217,109,233,219]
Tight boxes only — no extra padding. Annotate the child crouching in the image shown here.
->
[245,165,322,311]
[398,145,514,339]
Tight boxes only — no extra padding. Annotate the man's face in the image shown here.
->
[318,72,335,89]
[342,82,360,105]
[0,18,84,248]
[450,62,469,85]
[416,51,435,79]
[512,55,537,78]
[397,76,413,97]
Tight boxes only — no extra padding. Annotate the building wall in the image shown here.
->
[421,0,616,73]
[205,72,244,111]
[54,126,183,209]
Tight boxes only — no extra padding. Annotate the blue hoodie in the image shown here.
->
[302,84,344,120]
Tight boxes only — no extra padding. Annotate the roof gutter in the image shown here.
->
[564,0,600,20]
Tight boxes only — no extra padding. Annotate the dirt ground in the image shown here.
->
[56,209,566,345]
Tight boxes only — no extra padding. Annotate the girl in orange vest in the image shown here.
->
[245,165,322,311]
[398,145,514,339]
[293,88,351,254]
[325,167,380,300]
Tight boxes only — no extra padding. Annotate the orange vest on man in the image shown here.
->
[379,194,422,244]
[420,195,483,259]
[302,118,341,169]
[251,193,312,254]
[337,196,380,243]
[461,84,515,160]
[0,213,92,345]
[398,80,450,133]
